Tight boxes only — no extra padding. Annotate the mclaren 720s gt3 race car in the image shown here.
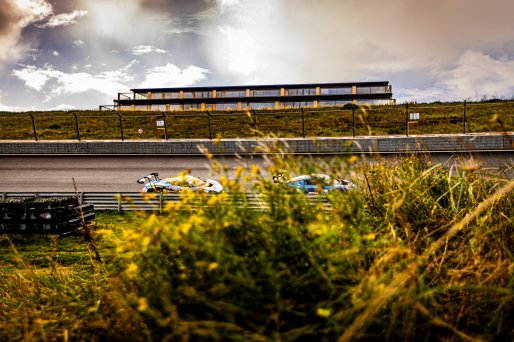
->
[138,173,223,193]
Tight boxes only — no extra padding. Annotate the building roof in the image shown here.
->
[130,81,390,93]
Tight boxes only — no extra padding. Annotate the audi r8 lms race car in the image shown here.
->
[138,173,223,193]
[273,173,356,194]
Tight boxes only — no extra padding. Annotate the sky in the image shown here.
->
[1,0,514,111]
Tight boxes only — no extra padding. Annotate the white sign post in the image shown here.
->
[156,120,165,127]
[409,112,420,121]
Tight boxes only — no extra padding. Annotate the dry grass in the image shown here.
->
[1,100,513,140]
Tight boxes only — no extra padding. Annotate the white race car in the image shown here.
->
[138,173,223,193]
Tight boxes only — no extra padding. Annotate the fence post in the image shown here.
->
[463,100,467,134]
[252,109,258,131]
[352,107,356,138]
[159,192,163,213]
[405,103,409,137]
[162,112,168,140]
[301,108,306,138]
[73,113,81,141]
[29,113,38,141]
[207,111,212,140]
[117,113,124,141]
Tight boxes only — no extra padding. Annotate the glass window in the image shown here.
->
[164,92,180,99]
[223,90,246,98]
[319,100,351,107]
[134,93,148,100]
[253,89,280,97]
[320,87,352,95]
[170,104,181,111]
[183,103,203,111]
[248,102,275,109]
[151,104,167,111]
[194,91,212,99]
[135,105,148,111]
[215,103,237,110]
[286,88,316,96]
[182,92,193,99]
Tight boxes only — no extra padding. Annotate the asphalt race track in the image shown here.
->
[0,152,512,192]
[0,155,267,192]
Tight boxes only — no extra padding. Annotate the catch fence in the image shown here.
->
[1,101,513,141]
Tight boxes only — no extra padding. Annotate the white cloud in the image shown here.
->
[38,9,88,28]
[52,50,60,56]
[441,51,514,101]
[15,0,53,26]
[51,103,76,111]
[11,64,60,91]
[73,40,85,47]
[131,45,167,56]
[139,64,209,88]
[217,0,240,13]
[11,63,132,99]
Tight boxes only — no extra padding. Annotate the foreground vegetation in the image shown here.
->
[1,143,513,340]
[0,100,513,140]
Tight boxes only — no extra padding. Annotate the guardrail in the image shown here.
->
[0,192,330,212]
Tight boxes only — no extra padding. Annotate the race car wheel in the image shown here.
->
[141,187,154,193]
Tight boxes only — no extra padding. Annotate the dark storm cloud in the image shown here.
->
[140,0,215,15]
[0,0,20,37]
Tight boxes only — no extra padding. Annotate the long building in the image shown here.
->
[111,81,394,111]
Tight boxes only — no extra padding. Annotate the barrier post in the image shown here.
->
[405,103,409,137]
[29,113,38,141]
[207,111,212,140]
[301,108,306,138]
[463,100,467,134]
[252,109,257,131]
[352,107,356,137]
[162,112,168,140]
[73,113,81,141]
[117,113,124,141]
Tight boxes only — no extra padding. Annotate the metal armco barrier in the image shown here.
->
[0,192,331,212]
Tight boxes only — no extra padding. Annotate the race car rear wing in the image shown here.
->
[137,173,159,184]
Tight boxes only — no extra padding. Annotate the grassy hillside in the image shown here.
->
[1,100,513,140]
[1,141,513,340]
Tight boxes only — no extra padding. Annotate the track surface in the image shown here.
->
[0,152,512,192]
[0,155,267,192]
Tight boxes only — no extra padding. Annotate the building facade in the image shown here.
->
[112,81,394,111]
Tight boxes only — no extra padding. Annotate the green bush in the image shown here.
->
[112,147,514,340]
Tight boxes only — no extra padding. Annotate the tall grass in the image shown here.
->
[0,142,513,340]
[1,100,513,140]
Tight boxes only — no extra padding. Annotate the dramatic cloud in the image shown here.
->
[2,0,514,110]
[38,9,88,28]
[11,64,132,98]
[442,51,514,101]
[0,0,87,64]
[131,45,167,56]
[139,64,210,88]
[0,0,51,63]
